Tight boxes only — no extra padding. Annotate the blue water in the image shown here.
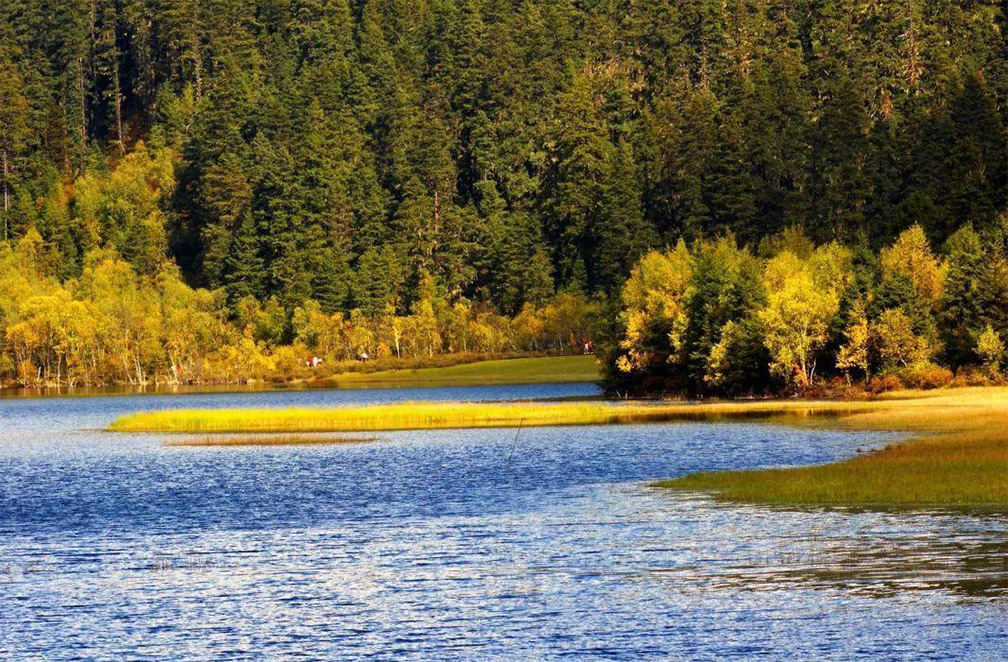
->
[1,384,1006,661]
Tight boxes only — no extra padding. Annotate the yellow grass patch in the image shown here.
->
[110,399,882,434]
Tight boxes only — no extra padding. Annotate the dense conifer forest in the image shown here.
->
[2,1,1008,390]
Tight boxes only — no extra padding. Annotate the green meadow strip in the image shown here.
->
[656,387,1008,507]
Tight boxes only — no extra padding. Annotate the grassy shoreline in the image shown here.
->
[2,355,600,398]
[655,387,1008,508]
[316,355,599,388]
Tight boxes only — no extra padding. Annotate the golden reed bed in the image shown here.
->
[110,400,879,433]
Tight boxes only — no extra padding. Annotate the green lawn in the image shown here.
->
[320,355,599,388]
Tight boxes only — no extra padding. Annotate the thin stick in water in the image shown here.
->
[504,418,525,474]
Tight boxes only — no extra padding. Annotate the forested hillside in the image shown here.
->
[2,1,1008,388]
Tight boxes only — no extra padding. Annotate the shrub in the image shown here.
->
[867,374,904,394]
[270,343,312,381]
[951,366,993,388]
[900,361,953,390]
[976,325,1004,377]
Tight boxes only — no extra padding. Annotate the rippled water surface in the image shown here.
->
[1,384,1006,661]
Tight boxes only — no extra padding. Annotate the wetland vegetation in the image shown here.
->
[114,386,1008,508]
[109,399,876,434]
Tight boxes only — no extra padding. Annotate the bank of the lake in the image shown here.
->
[657,387,1008,508]
[1,355,600,398]
[317,354,599,388]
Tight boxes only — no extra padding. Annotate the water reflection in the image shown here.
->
[641,498,1008,600]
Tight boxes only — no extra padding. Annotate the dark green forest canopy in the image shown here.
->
[2,0,1008,314]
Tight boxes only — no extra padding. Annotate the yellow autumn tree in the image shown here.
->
[616,242,693,374]
[836,301,871,380]
[874,308,933,369]
[759,244,851,388]
[976,325,1004,377]
[879,224,946,310]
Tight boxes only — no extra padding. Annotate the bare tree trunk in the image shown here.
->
[113,45,124,155]
[905,18,920,90]
[194,56,203,103]
[78,57,88,155]
[699,46,709,90]
[191,4,203,102]
[2,149,7,211]
[2,148,8,241]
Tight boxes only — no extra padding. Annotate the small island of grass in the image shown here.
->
[109,399,878,434]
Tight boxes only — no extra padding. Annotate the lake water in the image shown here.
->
[1,384,1006,660]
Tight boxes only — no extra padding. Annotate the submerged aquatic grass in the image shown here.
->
[110,399,881,434]
[163,434,378,447]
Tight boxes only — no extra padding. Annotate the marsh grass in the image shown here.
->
[111,399,883,434]
[163,434,379,447]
